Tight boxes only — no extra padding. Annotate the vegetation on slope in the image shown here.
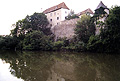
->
[0,6,120,53]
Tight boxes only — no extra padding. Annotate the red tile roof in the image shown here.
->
[43,2,69,14]
[77,8,94,16]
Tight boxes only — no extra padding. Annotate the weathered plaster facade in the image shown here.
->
[43,2,70,27]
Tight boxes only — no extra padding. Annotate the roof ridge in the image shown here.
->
[77,8,93,16]
[43,2,69,14]
[95,1,108,10]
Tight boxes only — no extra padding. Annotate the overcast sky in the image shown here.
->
[0,0,120,35]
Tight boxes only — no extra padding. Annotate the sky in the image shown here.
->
[0,0,120,35]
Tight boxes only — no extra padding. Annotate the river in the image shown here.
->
[0,50,120,81]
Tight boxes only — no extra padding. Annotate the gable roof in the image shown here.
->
[95,1,108,10]
[43,2,69,14]
[77,8,93,16]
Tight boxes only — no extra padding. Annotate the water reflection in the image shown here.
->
[0,51,120,81]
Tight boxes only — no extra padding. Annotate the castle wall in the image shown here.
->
[51,18,80,40]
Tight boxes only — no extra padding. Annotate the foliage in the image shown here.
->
[74,41,86,51]
[93,7,107,20]
[100,6,120,53]
[11,13,51,37]
[53,41,64,50]
[9,12,54,51]
[87,6,120,53]
[23,31,53,51]
[65,9,79,20]
[0,36,18,50]
[87,35,104,52]
[65,14,79,20]
[75,15,95,43]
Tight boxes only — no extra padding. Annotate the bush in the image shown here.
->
[74,41,86,51]
[66,14,79,20]
[53,41,64,50]
[0,36,18,50]
[23,31,53,51]
[87,35,104,52]
[75,15,95,43]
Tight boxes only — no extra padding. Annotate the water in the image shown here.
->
[0,51,120,81]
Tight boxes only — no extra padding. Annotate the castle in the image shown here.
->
[95,1,109,35]
[43,1,109,39]
[43,2,70,27]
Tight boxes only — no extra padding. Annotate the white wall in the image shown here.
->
[104,9,109,14]
[61,8,70,21]
[45,8,69,26]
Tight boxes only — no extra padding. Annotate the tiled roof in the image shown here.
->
[95,1,108,10]
[43,2,69,14]
[77,8,94,16]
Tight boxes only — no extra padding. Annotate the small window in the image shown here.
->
[50,13,52,16]
[65,11,67,14]
[86,12,90,15]
[57,17,59,20]
[54,12,56,15]
[50,19,52,22]
[57,13,59,15]
[65,16,67,19]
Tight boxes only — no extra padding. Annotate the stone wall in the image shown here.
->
[51,18,80,40]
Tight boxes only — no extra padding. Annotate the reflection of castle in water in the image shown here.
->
[47,60,75,81]
[1,51,120,81]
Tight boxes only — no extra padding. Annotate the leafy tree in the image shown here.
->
[11,13,51,37]
[87,35,104,52]
[23,31,53,50]
[10,12,54,51]
[87,6,120,53]
[75,15,95,43]
[65,14,79,20]
[65,9,79,20]
[0,36,18,50]
[69,9,75,16]
[100,6,120,53]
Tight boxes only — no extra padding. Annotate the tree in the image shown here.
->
[65,9,79,20]
[87,6,120,53]
[100,6,120,53]
[10,12,54,51]
[23,31,53,50]
[0,35,18,50]
[11,13,51,37]
[23,13,50,35]
[75,15,95,43]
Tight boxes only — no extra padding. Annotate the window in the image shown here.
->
[65,11,67,14]
[50,19,52,22]
[50,13,52,16]
[57,17,59,20]
[54,12,56,15]
[86,12,90,15]
[65,16,67,19]
[57,13,59,15]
